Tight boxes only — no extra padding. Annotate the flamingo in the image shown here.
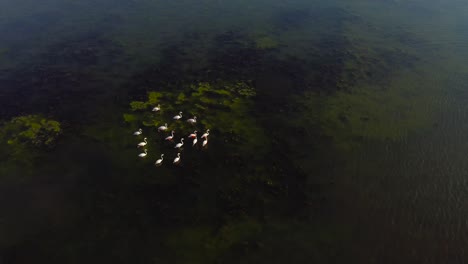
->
[188,130,197,139]
[173,111,183,120]
[158,123,168,132]
[173,153,181,164]
[137,137,147,148]
[152,104,160,112]
[138,149,148,158]
[165,130,175,141]
[202,138,208,147]
[201,129,210,139]
[155,154,164,165]
[193,136,198,146]
[174,138,184,149]
[133,128,142,136]
[187,116,197,124]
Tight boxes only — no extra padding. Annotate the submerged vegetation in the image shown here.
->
[1,1,458,262]
[253,35,279,50]
[125,81,266,153]
[121,80,302,260]
[292,77,439,150]
[0,115,61,181]
[166,218,262,263]
[0,115,61,149]
[116,13,430,258]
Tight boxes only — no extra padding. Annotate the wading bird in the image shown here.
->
[155,154,164,165]
[201,129,209,139]
[158,123,168,132]
[202,138,208,147]
[175,138,184,149]
[165,131,175,141]
[193,136,198,146]
[137,137,147,148]
[138,149,148,158]
[152,104,160,112]
[173,111,183,120]
[187,116,197,124]
[173,153,181,164]
[133,128,142,136]
[188,130,197,139]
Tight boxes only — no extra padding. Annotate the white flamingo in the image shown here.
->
[193,136,198,146]
[187,116,197,124]
[173,111,183,120]
[173,153,181,164]
[188,130,197,139]
[152,104,160,112]
[133,128,142,136]
[165,130,175,141]
[137,137,147,148]
[155,154,164,165]
[174,138,184,149]
[201,129,210,139]
[158,123,168,132]
[202,138,208,147]
[138,149,148,158]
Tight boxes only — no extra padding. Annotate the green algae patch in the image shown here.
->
[123,113,137,123]
[125,81,265,154]
[0,115,61,182]
[1,115,61,149]
[176,92,186,104]
[293,78,439,150]
[129,100,148,111]
[148,91,163,104]
[226,81,256,98]
[163,217,337,263]
[165,219,262,263]
[253,35,279,50]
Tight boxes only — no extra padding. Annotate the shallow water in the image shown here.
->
[1,0,468,263]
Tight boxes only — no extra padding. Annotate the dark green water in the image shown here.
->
[1,0,468,263]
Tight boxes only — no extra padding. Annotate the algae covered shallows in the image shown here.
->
[0,115,62,181]
[1,115,61,149]
[123,81,266,154]
[291,79,441,150]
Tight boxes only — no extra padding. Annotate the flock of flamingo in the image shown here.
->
[132,104,210,166]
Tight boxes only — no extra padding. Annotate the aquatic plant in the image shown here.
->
[253,35,279,50]
[122,113,137,123]
[225,81,256,98]
[0,115,61,148]
[0,115,61,182]
[129,100,148,111]
[125,81,265,154]
[291,79,439,150]
[165,218,262,263]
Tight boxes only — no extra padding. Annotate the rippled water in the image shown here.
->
[1,0,468,263]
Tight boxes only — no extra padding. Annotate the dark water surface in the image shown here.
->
[1,0,468,263]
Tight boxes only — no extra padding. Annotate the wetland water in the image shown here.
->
[1,0,468,263]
